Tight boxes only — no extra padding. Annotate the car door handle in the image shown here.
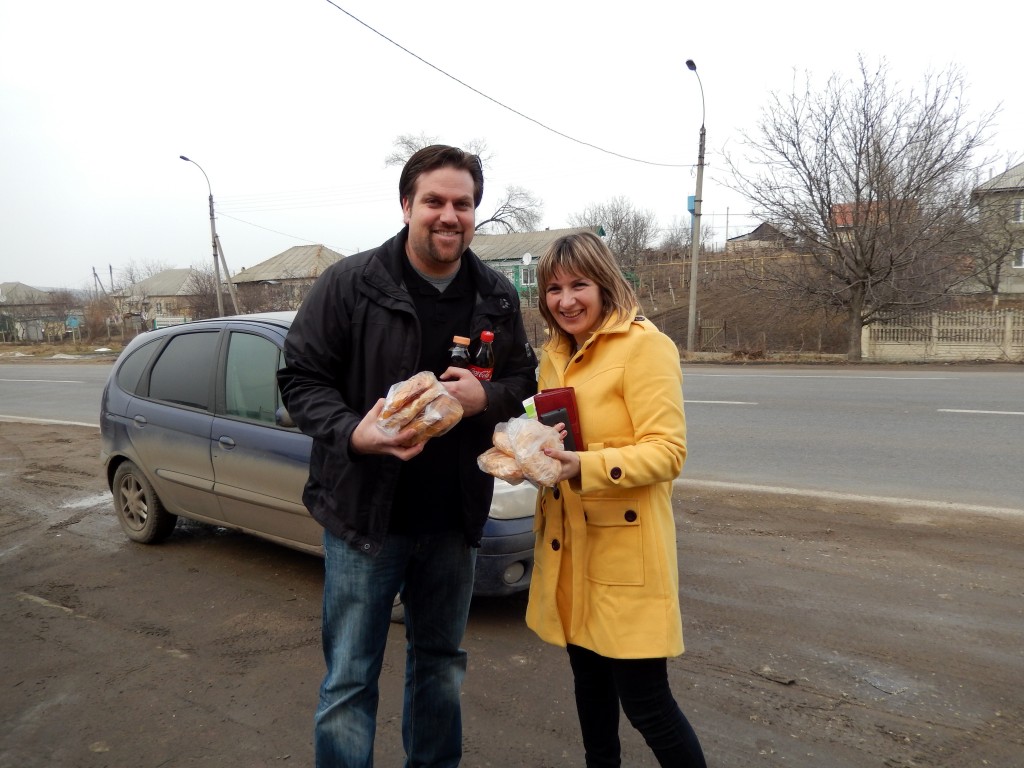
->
[218,436,237,449]
[132,415,148,427]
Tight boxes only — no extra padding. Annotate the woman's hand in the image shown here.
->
[543,445,581,484]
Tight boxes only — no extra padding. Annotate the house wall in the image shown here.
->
[973,188,1024,295]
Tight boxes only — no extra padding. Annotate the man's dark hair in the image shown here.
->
[399,145,484,209]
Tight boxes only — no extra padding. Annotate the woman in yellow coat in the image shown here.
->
[526,232,706,767]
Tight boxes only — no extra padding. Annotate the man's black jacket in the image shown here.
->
[277,227,538,555]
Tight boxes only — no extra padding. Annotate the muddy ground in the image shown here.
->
[1,420,1021,767]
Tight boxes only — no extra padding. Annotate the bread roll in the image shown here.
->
[506,417,562,462]
[493,425,514,455]
[381,371,438,419]
[520,451,560,488]
[377,372,447,436]
[476,447,525,484]
[494,417,564,488]
[407,392,464,445]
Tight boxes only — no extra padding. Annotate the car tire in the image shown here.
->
[112,461,178,544]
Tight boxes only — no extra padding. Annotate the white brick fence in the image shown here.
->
[862,309,1024,362]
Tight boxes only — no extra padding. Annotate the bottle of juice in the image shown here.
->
[449,336,471,368]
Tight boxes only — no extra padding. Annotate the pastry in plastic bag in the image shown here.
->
[504,416,563,487]
[476,447,525,484]
[492,422,515,455]
[377,371,458,438]
[406,391,464,445]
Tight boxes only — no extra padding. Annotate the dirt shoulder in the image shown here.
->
[1,421,1021,767]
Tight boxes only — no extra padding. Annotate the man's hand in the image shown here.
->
[438,367,488,416]
[350,398,425,461]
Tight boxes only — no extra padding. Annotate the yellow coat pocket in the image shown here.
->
[583,498,644,586]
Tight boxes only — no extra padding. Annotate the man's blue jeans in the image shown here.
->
[315,529,477,768]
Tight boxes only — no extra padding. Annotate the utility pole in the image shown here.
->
[180,155,239,316]
[685,59,706,353]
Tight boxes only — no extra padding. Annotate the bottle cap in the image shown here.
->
[453,336,471,345]
[480,330,494,342]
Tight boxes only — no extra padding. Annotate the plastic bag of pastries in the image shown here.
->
[478,417,564,488]
[405,390,464,445]
[505,417,562,487]
[377,371,461,439]
[476,446,525,485]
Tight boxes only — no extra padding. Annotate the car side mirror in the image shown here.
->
[275,406,295,429]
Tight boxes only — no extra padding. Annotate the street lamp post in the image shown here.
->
[685,59,706,353]
[180,155,228,317]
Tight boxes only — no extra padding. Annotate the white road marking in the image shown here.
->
[938,409,1024,416]
[684,373,954,380]
[0,378,83,384]
[687,400,758,405]
[0,415,99,428]
[674,478,1024,519]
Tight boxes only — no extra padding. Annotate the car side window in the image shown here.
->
[115,338,160,394]
[224,332,283,424]
[148,331,219,409]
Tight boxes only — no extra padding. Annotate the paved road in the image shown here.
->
[2,361,1022,510]
[682,365,1024,511]
[0,362,109,426]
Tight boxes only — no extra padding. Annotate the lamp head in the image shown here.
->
[179,155,190,162]
[686,59,697,72]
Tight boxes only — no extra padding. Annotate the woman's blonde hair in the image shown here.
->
[536,231,638,345]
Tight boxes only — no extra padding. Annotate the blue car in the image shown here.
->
[100,312,535,597]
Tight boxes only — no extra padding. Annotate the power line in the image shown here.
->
[321,0,694,169]
[216,212,356,255]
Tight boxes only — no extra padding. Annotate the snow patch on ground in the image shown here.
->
[60,493,113,510]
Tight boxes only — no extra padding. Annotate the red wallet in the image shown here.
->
[534,387,583,451]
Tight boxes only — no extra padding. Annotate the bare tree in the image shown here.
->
[659,215,714,252]
[475,185,543,233]
[968,169,1024,307]
[385,135,543,234]
[724,57,995,360]
[116,259,173,289]
[184,265,224,320]
[43,289,78,342]
[385,133,493,169]
[568,197,659,269]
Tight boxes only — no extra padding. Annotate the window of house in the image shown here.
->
[1015,199,1024,223]
[156,301,164,314]
[1013,248,1024,269]
[521,265,537,286]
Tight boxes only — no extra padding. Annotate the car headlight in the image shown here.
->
[488,479,537,520]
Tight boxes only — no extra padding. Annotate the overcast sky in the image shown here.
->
[1,0,1019,291]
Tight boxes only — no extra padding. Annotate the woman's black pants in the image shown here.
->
[567,644,707,768]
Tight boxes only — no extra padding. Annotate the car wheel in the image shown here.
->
[112,461,178,543]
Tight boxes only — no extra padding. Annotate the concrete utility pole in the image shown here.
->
[685,59,706,353]
[180,155,238,316]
